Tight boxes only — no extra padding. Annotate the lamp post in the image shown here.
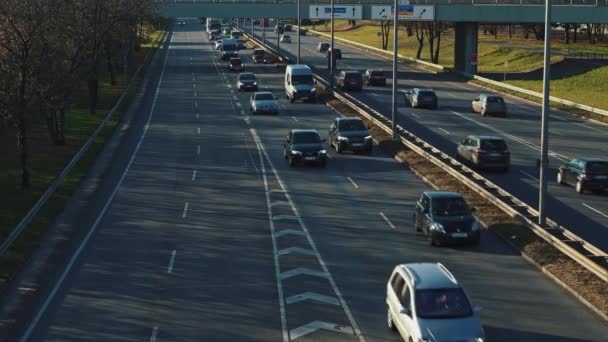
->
[329,0,335,88]
[538,0,552,226]
[391,0,400,139]
[297,0,301,64]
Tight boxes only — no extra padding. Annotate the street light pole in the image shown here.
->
[297,0,301,64]
[329,0,335,88]
[391,0,399,139]
[538,0,552,227]
[277,18,281,56]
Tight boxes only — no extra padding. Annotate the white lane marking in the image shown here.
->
[232,95,238,101]
[346,176,359,189]
[19,32,174,342]
[447,93,458,98]
[192,170,197,181]
[244,116,251,125]
[582,203,608,219]
[277,247,317,256]
[250,129,364,341]
[575,122,608,135]
[379,212,396,229]
[150,326,159,342]
[292,116,298,122]
[196,113,199,119]
[291,321,354,340]
[240,109,246,115]
[410,112,421,119]
[167,250,177,274]
[279,267,328,280]
[549,129,563,136]
[182,202,190,219]
[438,128,451,135]
[448,110,570,162]
[193,84,196,88]
[273,229,306,238]
[270,201,290,207]
[194,101,198,108]
[286,292,340,306]
[197,145,201,155]
[236,102,242,108]
[445,81,470,90]
[272,214,298,221]
[520,170,539,181]
[194,91,197,97]
[197,127,200,135]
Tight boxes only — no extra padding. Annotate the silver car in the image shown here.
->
[250,92,279,115]
[471,94,507,117]
[387,263,485,342]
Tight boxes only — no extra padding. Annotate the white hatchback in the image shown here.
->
[386,263,485,342]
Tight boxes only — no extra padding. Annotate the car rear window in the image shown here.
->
[431,197,470,216]
[415,288,473,319]
[345,73,361,80]
[239,74,255,80]
[230,59,242,65]
[338,120,366,131]
[587,161,608,173]
[292,132,321,144]
[255,93,274,101]
[486,96,504,103]
[254,50,264,56]
[480,139,507,151]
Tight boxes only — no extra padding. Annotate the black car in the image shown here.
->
[228,57,244,72]
[329,117,372,154]
[236,72,258,91]
[284,129,328,167]
[415,191,480,246]
[335,70,363,91]
[557,157,608,194]
[284,24,293,32]
[298,28,308,36]
[274,24,284,34]
[252,48,265,63]
[404,88,438,109]
[327,47,342,59]
[457,135,510,172]
[317,42,329,52]
[363,69,386,86]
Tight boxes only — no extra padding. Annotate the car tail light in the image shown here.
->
[581,174,589,181]
[474,148,487,155]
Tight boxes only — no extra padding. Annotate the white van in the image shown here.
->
[284,64,316,103]
[221,38,238,61]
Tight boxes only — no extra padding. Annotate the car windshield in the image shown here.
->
[338,120,366,131]
[230,59,242,65]
[370,71,384,77]
[239,74,255,80]
[255,94,274,101]
[321,43,329,47]
[480,139,507,151]
[418,91,435,97]
[292,132,321,144]
[486,96,504,103]
[587,161,608,173]
[292,74,313,85]
[431,197,470,216]
[254,50,264,56]
[415,288,473,319]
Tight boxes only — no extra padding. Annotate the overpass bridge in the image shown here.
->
[154,0,608,75]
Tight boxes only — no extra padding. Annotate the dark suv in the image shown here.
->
[335,70,363,91]
[284,129,328,167]
[557,157,608,194]
[404,88,438,109]
[329,117,373,154]
[252,48,265,63]
[363,69,386,86]
[457,135,510,172]
[415,191,480,246]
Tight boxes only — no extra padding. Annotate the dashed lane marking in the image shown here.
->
[279,267,328,280]
[167,250,177,274]
[272,214,298,221]
[182,202,189,219]
[520,170,539,181]
[379,212,396,230]
[290,321,354,340]
[438,128,451,135]
[346,177,359,189]
[582,203,608,219]
[286,292,340,306]
[192,170,197,181]
[273,229,306,238]
[278,247,317,256]
[150,326,159,342]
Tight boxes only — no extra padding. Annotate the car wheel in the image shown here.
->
[556,171,564,185]
[320,159,327,168]
[336,143,343,154]
[576,180,585,194]
[481,109,487,117]
[289,156,296,167]
[430,237,437,246]
[289,96,295,103]
[284,149,288,159]
[387,307,396,331]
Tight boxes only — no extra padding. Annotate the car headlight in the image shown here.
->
[338,136,348,141]
[471,221,479,231]
[319,150,327,154]
[475,338,485,342]
[430,223,445,233]
[238,82,243,86]
[291,150,302,155]
[253,82,257,85]
[364,135,372,140]
[310,88,316,92]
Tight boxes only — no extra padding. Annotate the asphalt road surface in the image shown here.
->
[9,21,608,342]
[240,24,608,254]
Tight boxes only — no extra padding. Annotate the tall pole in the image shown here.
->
[538,0,552,227]
[251,18,254,36]
[297,0,301,64]
[277,19,280,56]
[391,0,399,139]
[329,0,335,88]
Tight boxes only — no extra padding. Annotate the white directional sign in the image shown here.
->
[309,5,363,19]
[371,5,434,21]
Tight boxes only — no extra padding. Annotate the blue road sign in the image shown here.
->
[324,7,347,14]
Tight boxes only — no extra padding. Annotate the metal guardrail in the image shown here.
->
[307,28,608,118]
[237,26,608,284]
[155,0,608,6]
[0,31,168,258]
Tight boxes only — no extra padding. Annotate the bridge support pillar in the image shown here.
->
[453,22,478,75]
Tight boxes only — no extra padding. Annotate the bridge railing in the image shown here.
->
[153,0,608,6]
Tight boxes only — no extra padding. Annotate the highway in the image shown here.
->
[6,21,608,341]
[239,24,608,254]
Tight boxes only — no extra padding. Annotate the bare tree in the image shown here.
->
[414,22,425,59]
[380,20,391,50]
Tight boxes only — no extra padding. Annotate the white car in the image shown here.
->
[250,92,279,115]
[387,263,485,342]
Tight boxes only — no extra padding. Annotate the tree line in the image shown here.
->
[0,0,159,189]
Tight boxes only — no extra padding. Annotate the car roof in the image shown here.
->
[238,72,255,77]
[336,117,363,122]
[343,70,361,74]
[291,129,319,134]
[424,191,463,199]
[253,91,273,96]
[414,88,434,92]
[469,135,505,141]
[319,42,329,45]
[399,263,460,290]
[229,57,241,61]
[575,157,606,162]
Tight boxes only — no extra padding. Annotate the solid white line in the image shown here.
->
[575,122,608,135]
[438,128,451,135]
[192,170,197,181]
[197,145,201,155]
[410,112,421,118]
[167,250,177,273]
[379,212,396,229]
[232,95,238,101]
[194,101,198,108]
[236,102,242,108]
[549,129,563,136]
[196,113,199,119]
[150,326,159,342]
[582,203,608,219]
[19,32,174,342]
[292,116,298,122]
[520,170,539,181]
[447,93,457,98]
[197,127,200,135]
[346,176,359,189]
[182,202,189,218]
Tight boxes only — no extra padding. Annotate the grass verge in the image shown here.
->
[325,96,608,319]
[0,29,166,289]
